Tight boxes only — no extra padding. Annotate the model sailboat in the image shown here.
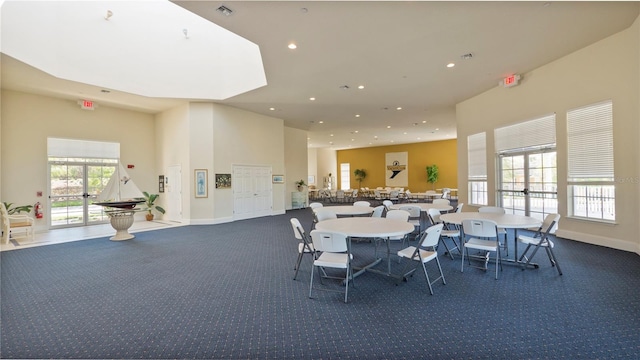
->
[94,163,144,241]
[95,163,145,209]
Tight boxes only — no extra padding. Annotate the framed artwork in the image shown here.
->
[272,175,284,184]
[308,175,315,185]
[195,169,208,198]
[215,173,231,189]
[159,175,165,193]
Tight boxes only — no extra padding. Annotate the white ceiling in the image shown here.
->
[2,1,639,150]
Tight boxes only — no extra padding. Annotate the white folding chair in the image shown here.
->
[478,206,509,255]
[353,201,371,207]
[461,219,502,279]
[518,214,562,275]
[309,202,324,229]
[399,205,421,240]
[377,210,410,269]
[309,230,353,303]
[427,207,461,260]
[290,218,316,280]
[370,205,385,218]
[382,200,393,212]
[397,224,446,294]
[315,209,337,222]
[432,199,450,206]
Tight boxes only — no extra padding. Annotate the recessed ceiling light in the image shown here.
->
[422,120,427,123]
[403,132,407,135]
[351,139,355,141]
[396,107,402,110]
[269,107,275,111]
[318,121,324,124]
[330,134,334,137]
[309,97,315,101]
[354,130,359,133]
[358,85,365,89]
[355,114,360,118]
[288,43,297,50]
[386,126,391,129]
[447,63,455,68]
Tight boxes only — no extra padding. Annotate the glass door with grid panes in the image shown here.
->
[498,150,557,222]
[49,160,116,228]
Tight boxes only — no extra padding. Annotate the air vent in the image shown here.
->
[216,5,233,16]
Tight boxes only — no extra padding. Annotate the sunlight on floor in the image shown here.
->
[1,220,185,252]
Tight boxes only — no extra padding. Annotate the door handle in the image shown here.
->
[522,188,529,195]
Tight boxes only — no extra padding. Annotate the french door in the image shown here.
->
[233,165,272,220]
[497,149,557,222]
[49,161,115,228]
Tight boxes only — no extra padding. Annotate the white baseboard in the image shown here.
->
[555,229,640,255]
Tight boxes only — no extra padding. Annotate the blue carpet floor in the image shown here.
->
[1,209,639,359]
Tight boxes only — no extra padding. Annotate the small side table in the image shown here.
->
[292,191,308,209]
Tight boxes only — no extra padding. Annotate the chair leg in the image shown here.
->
[309,264,315,298]
[546,247,563,275]
[435,255,446,286]
[440,237,455,260]
[293,252,304,280]
[421,261,433,295]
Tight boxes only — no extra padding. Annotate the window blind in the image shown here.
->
[467,132,486,180]
[495,114,556,153]
[567,100,614,182]
[48,138,120,159]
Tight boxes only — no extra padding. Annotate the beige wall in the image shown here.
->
[1,90,157,229]
[284,127,309,209]
[1,90,307,231]
[456,16,640,253]
[156,103,190,220]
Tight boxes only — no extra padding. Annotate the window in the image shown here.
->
[567,100,615,221]
[340,163,350,190]
[467,132,487,205]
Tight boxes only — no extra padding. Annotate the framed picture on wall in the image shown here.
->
[308,175,315,185]
[272,175,284,184]
[215,173,231,189]
[195,169,208,198]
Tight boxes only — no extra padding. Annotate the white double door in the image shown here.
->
[233,165,272,220]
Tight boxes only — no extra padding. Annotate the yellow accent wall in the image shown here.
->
[336,139,457,192]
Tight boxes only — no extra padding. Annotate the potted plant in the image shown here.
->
[295,179,307,192]
[142,191,165,221]
[354,169,367,189]
[426,164,439,190]
[2,202,33,215]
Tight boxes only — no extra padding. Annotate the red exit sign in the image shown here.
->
[78,99,96,110]
[502,74,521,88]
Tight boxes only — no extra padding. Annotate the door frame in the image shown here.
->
[497,147,558,220]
